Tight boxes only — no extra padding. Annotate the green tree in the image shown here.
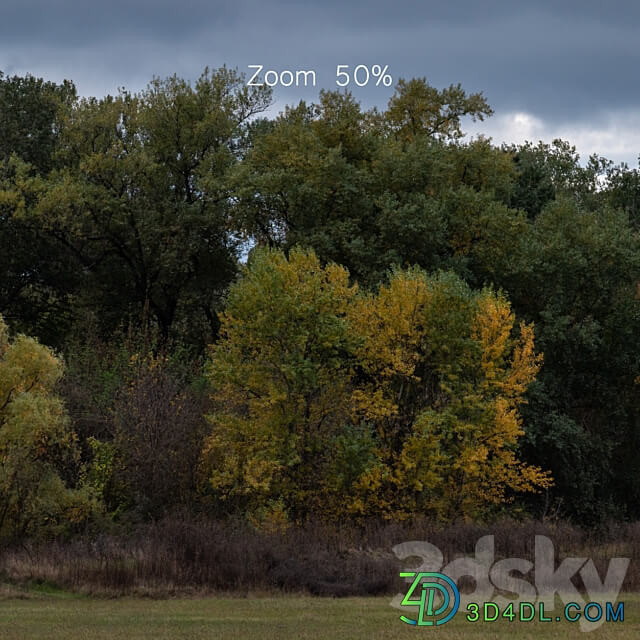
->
[231,86,516,288]
[0,73,78,342]
[384,77,493,142]
[5,67,271,345]
[506,198,640,521]
[0,71,76,173]
[202,248,359,523]
[603,160,640,229]
[502,139,612,216]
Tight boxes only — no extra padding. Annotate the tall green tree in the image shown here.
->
[502,139,612,217]
[603,160,640,229]
[5,67,272,344]
[0,73,78,342]
[0,71,76,173]
[231,84,516,287]
[507,199,640,521]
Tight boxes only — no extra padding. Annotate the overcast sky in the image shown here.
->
[2,0,640,165]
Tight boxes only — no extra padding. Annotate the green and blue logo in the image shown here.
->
[399,571,460,627]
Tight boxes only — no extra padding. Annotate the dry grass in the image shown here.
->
[1,517,639,597]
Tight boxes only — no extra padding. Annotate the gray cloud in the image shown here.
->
[2,1,640,163]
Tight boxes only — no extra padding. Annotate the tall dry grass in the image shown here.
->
[1,517,638,596]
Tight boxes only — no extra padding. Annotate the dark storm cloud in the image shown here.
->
[2,1,640,136]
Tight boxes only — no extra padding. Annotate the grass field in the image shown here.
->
[0,589,638,639]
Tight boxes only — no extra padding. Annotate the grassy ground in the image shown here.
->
[0,589,638,639]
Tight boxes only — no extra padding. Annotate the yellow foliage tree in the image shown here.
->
[0,316,99,542]
[202,250,551,524]
[347,269,551,520]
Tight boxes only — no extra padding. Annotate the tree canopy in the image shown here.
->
[202,248,550,524]
[1,67,639,526]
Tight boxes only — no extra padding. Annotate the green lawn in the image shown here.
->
[0,590,638,639]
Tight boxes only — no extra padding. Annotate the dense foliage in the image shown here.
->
[203,248,549,525]
[0,315,98,542]
[1,67,639,539]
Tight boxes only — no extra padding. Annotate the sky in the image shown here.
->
[2,0,640,165]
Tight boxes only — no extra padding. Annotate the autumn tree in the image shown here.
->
[201,247,359,524]
[202,249,550,523]
[0,315,98,543]
[346,268,550,520]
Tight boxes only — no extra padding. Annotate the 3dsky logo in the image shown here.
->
[391,536,629,632]
[399,572,460,626]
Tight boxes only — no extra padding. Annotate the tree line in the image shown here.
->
[0,67,639,541]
